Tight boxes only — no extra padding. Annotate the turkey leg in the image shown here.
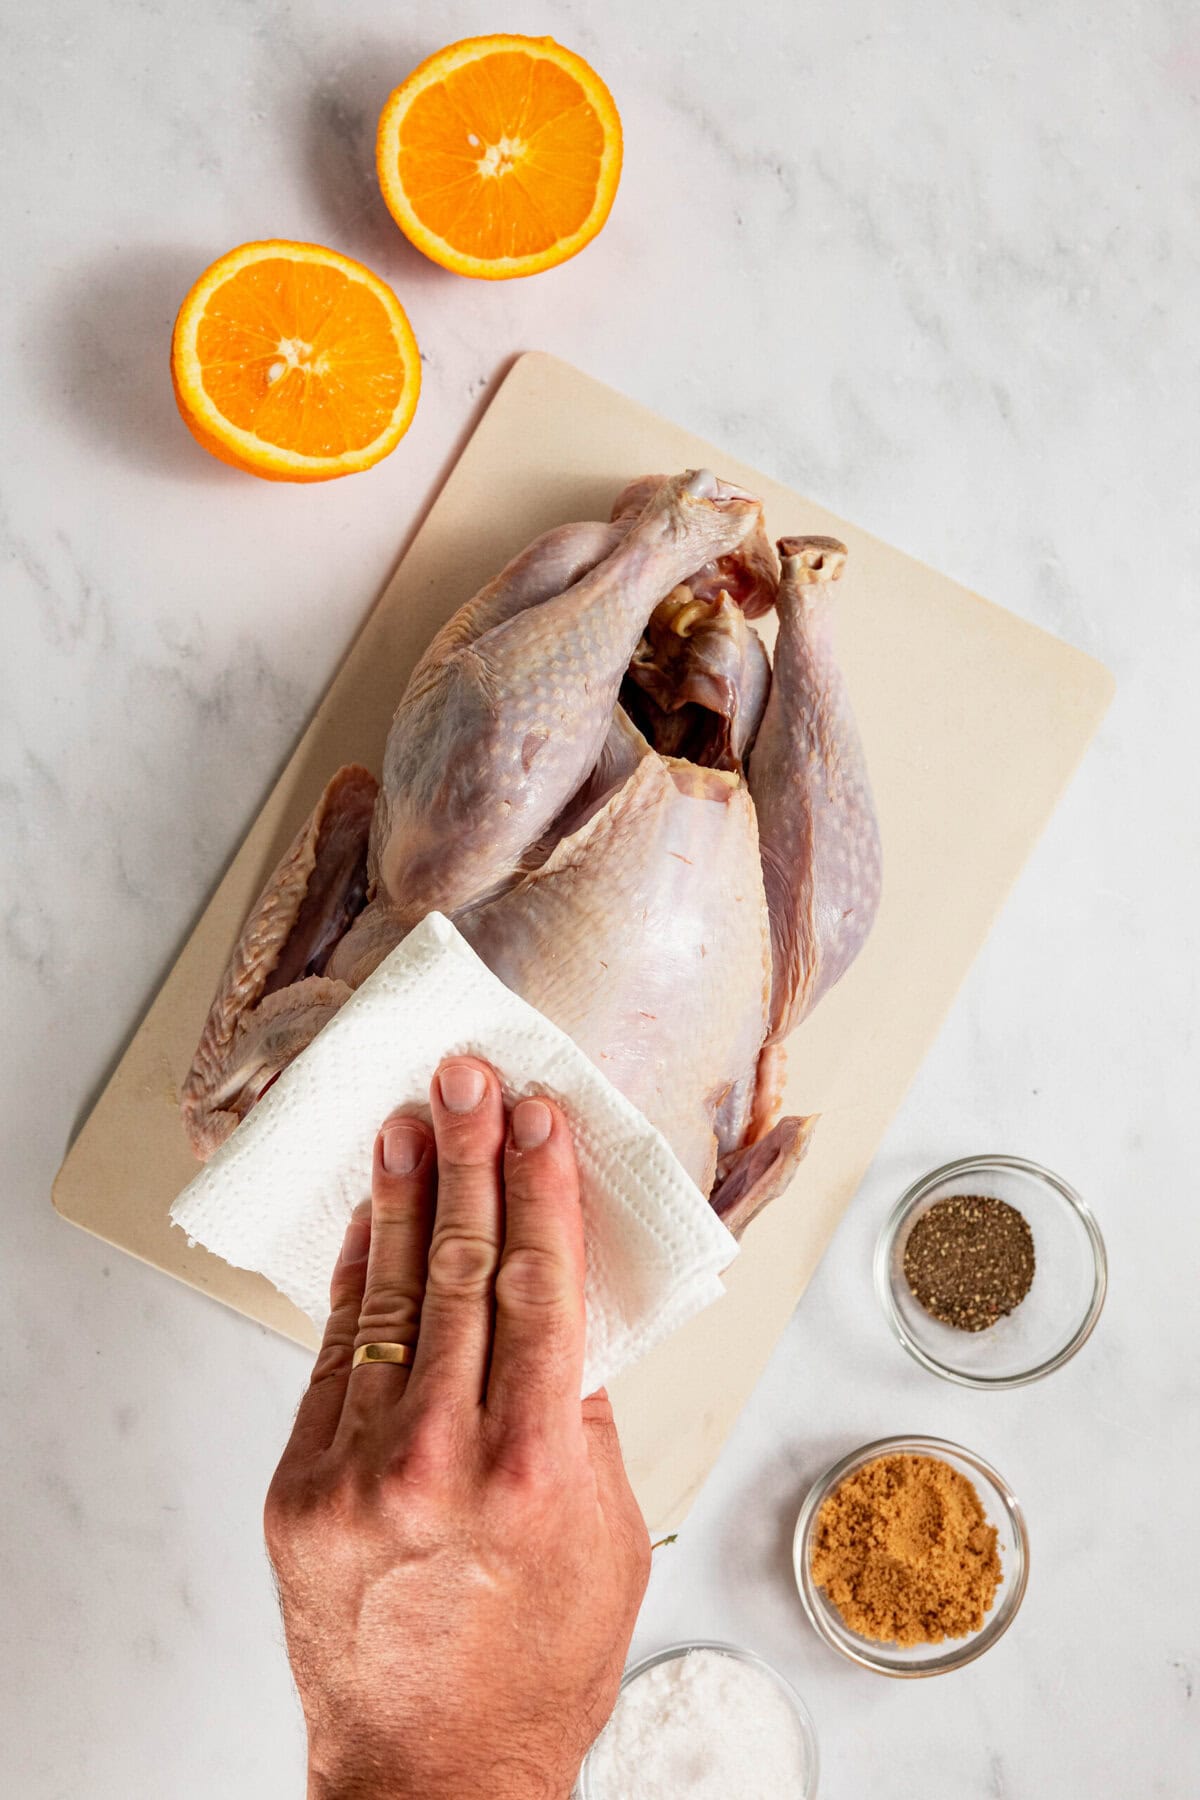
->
[748,537,881,1041]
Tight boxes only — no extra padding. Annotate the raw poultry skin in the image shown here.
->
[457,753,771,1198]
[182,471,881,1236]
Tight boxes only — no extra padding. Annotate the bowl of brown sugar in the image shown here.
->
[793,1436,1029,1676]
[875,1154,1107,1388]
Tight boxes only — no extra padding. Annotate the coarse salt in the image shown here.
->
[583,1648,810,1799]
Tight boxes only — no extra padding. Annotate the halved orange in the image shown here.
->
[171,241,421,481]
[376,35,622,280]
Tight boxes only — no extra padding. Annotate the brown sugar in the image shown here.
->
[810,1452,1003,1645]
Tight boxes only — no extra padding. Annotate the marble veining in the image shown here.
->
[2,1,1197,1794]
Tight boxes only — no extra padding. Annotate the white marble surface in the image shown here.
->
[3,1,1197,1794]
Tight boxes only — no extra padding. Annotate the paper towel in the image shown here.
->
[171,912,737,1393]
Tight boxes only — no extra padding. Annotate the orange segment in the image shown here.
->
[377,35,622,280]
[171,241,421,481]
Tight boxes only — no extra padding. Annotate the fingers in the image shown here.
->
[581,1389,629,1491]
[485,1097,587,1442]
[338,1114,436,1440]
[286,1074,590,1483]
[583,1388,652,1585]
[404,1059,506,1414]
[281,1201,373,1463]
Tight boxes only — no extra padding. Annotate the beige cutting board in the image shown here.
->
[54,352,1113,1534]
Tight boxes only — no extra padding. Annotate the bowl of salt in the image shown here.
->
[576,1638,818,1799]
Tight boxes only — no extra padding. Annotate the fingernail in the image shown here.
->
[512,1098,553,1150]
[438,1063,486,1113]
[383,1121,425,1175]
[340,1206,371,1265]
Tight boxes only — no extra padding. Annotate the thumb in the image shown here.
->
[581,1387,622,1472]
[582,1388,649,1549]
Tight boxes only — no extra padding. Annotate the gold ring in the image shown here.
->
[352,1342,416,1369]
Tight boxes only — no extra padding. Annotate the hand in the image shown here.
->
[265,1058,651,1800]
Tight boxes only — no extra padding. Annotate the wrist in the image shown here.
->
[307,1740,572,1800]
[309,1774,570,1800]
[306,1735,403,1800]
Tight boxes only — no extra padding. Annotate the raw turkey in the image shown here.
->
[182,471,881,1235]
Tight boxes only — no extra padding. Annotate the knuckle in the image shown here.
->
[264,1466,328,1560]
[262,1479,291,1554]
[323,1458,378,1524]
[426,1227,497,1297]
[502,1169,558,1218]
[435,1102,505,1161]
[495,1244,568,1312]
[309,1336,354,1386]
[433,1155,503,1215]
[370,1169,430,1218]
[488,1424,592,1500]
[581,1390,615,1430]
[355,1291,423,1345]
[399,1405,465,1483]
[435,1132,503,1178]
[491,1447,551,1496]
[328,1263,366,1308]
[505,1144,575,1199]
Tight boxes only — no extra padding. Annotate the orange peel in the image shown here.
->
[171,240,420,482]
[376,35,622,280]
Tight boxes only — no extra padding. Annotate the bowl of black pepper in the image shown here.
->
[874,1155,1107,1387]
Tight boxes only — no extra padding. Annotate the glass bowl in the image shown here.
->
[875,1154,1106,1387]
[577,1639,819,1798]
[793,1435,1029,1676]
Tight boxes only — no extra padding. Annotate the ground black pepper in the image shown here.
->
[903,1195,1036,1331]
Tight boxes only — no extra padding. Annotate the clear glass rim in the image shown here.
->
[873,1153,1108,1389]
[577,1638,819,1797]
[792,1434,1030,1678]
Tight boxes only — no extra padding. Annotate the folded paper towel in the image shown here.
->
[172,912,737,1393]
